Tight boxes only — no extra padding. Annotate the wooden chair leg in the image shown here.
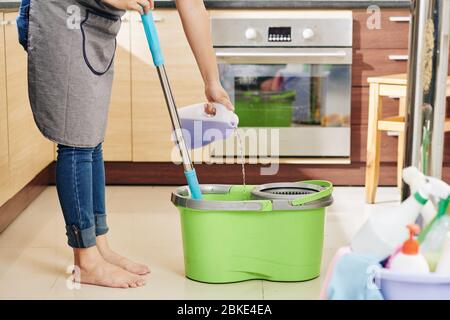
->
[365,83,382,204]
[397,97,406,189]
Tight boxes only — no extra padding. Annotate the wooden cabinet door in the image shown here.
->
[103,12,132,161]
[353,9,411,49]
[0,13,11,206]
[4,12,54,194]
[131,10,204,162]
[353,48,409,86]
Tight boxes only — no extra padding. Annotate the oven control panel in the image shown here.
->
[268,27,292,42]
[211,11,353,47]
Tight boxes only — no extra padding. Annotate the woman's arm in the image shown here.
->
[176,0,234,110]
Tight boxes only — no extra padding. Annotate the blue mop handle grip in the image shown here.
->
[185,169,203,200]
[141,12,164,67]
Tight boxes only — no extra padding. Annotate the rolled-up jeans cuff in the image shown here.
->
[95,214,109,236]
[65,225,96,248]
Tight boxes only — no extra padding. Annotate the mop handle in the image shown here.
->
[141,12,203,200]
[141,12,164,67]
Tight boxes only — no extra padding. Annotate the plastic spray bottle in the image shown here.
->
[436,232,450,275]
[351,183,431,261]
[389,224,430,274]
[403,166,450,226]
[419,196,450,271]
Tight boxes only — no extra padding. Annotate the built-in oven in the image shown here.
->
[210,11,353,161]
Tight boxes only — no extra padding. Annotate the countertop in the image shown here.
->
[0,0,412,10]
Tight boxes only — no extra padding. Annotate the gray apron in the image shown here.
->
[28,0,124,147]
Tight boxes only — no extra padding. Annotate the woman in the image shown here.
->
[19,0,233,288]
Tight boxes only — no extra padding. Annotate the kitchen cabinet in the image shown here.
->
[131,10,205,162]
[352,8,450,168]
[353,9,411,49]
[353,49,450,88]
[0,12,10,206]
[103,12,132,161]
[4,12,54,195]
[352,49,409,87]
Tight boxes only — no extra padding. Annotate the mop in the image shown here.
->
[141,12,202,199]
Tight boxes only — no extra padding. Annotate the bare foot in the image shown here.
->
[74,247,146,289]
[96,235,150,276]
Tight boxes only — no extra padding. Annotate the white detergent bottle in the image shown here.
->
[351,183,431,261]
[436,232,450,275]
[390,224,430,274]
[177,103,239,149]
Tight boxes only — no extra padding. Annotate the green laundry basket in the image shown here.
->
[171,180,333,283]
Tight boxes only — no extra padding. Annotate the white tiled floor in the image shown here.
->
[0,186,400,300]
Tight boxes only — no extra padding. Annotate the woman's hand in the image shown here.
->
[205,82,234,112]
[101,0,153,14]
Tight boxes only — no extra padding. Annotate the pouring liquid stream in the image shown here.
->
[235,129,246,189]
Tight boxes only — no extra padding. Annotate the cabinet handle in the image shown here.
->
[387,131,400,137]
[389,16,411,23]
[388,55,409,61]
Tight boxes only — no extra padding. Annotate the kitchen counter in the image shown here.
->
[0,0,412,10]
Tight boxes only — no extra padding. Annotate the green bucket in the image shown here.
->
[171,180,333,283]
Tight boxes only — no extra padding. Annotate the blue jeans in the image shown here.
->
[56,143,108,248]
[17,0,30,51]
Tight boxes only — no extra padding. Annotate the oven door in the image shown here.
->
[210,47,352,160]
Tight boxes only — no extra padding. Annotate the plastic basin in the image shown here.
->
[375,269,450,300]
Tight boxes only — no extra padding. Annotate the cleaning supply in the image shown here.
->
[403,166,435,225]
[419,193,450,241]
[403,166,450,226]
[351,183,431,261]
[325,250,383,300]
[141,12,202,199]
[375,269,450,300]
[436,233,450,275]
[177,102,239,149]
[420,201,450,271]
[389,224,429,274]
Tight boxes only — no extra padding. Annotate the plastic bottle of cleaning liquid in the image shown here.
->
[420,199,450,271]
[403,167,435,226]
[177,103,239,149]
[351,183,431,261]
[403,167,450,226]
[389,224,430,274]
[436,232,450,275]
